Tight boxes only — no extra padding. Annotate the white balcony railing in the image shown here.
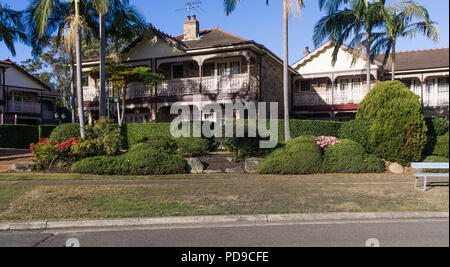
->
[84,74,253,101]
[294,90,365,106]
[7,101,41,114]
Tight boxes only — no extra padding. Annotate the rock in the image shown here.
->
[204,169,223,174]
[388,162,404,174]
[226,157,235,163]
[225,166,245,174]
[245,157,265,173]
[186,158,205,174]
[12,162,36,172]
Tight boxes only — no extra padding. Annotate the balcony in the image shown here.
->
[294,90,365,106]
[83,74,253,101]
[7,101,40,114]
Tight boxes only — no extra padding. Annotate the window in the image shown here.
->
[300,80,311,92]
[218,63,228,76]
[230,61,240,75]
[172,65,184,79]
[352,78,361,90]
[438,78,449,92]
[203,63,215,77]
[339,79,349,91]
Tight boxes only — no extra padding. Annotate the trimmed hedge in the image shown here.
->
[49,123,81,143]
[424,118,449,157]
[176,137,211,157]
[71,150,187,175]
[38,125,58,140]
[258,136,322,174]
[357,81,427,166]
[432,135,449,158]
[0,124,38,149]
[338,120,371,149]
[321,139,385,173]
[123,123,173,148]
[279,120,343,141]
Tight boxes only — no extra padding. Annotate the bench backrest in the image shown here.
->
[411,162,449,169]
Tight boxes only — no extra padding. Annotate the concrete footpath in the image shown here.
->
[1,211,448,232]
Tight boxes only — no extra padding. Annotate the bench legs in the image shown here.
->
[414,176,428,192]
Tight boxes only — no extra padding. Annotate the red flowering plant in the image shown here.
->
[29,137,80,170]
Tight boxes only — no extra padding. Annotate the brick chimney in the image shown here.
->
[183,15,199,40]
[303,46,310,57]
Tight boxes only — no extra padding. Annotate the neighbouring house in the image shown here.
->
[81,15,297,123]
[291,40,449,121]
[0,59,59,125]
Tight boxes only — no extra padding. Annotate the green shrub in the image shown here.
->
[278,120,343,141]
[70,139,99,160]
[176,137,211,157]
[38,125,58,140]
[432,135,449,158]
[423,118,449,157]
[49,123,80,144]
[321,139,385,173]
[338,120,371,149]
[146,136,178,154]
[258,136,322,174]
[71,151,187,175]
[85,118,122,155]
[123,123,173,148]
[0,124,38,149]
[126,150,187,175]
[71,155,128,175]
[357,81,427,166]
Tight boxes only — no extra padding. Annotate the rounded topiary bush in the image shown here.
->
[258,136,322,174]
[49,123,81,144]
[338,120,371,150]
[357,81,427,166]
[321,139,385,173]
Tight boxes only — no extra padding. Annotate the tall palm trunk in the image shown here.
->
[99,13,106,118]
[283,0,291,141]
[70,51,76,122]
[365,26,371,93]
[391,41,396,80]
[75,0,85,139]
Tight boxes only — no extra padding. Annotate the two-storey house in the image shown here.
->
[0,59,58,125]
[82,15,296,123]
[291,41,449,121]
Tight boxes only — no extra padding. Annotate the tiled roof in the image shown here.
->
[176,27,250,50]
[377,48,449,72]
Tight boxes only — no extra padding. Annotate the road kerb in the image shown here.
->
[1,211,448,231]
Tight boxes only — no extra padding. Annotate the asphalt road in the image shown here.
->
[0,218,448,247]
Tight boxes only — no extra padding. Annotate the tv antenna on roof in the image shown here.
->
[176,1,202,17]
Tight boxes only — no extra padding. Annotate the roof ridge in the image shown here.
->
[395,47,449,54]
[213,27,248,42]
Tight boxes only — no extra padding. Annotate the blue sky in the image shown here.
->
[0,0,448,64]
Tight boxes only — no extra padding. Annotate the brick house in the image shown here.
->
[291,40,449,121]
[82,15,297,123]
[0,59,58,125]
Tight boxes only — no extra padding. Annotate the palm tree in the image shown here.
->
[314,0,385,93]
[224,0,304,142]
[33,0,96,138]
[0,3,27,56]
[91,0,109,118]
[373,1,439,80]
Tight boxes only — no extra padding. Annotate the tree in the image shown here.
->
[91,61,164,126]
[0,2,27,56]
[314,0,385,93]
[91,0,109,118]
[373,1,439,80]
[223,0,304,142]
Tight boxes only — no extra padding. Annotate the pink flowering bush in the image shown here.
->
[314,136,341,149]
[30,137,80,170]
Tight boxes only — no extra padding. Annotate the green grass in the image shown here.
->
[0,182,447,222]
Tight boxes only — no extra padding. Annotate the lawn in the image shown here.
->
[0,181,447,222]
